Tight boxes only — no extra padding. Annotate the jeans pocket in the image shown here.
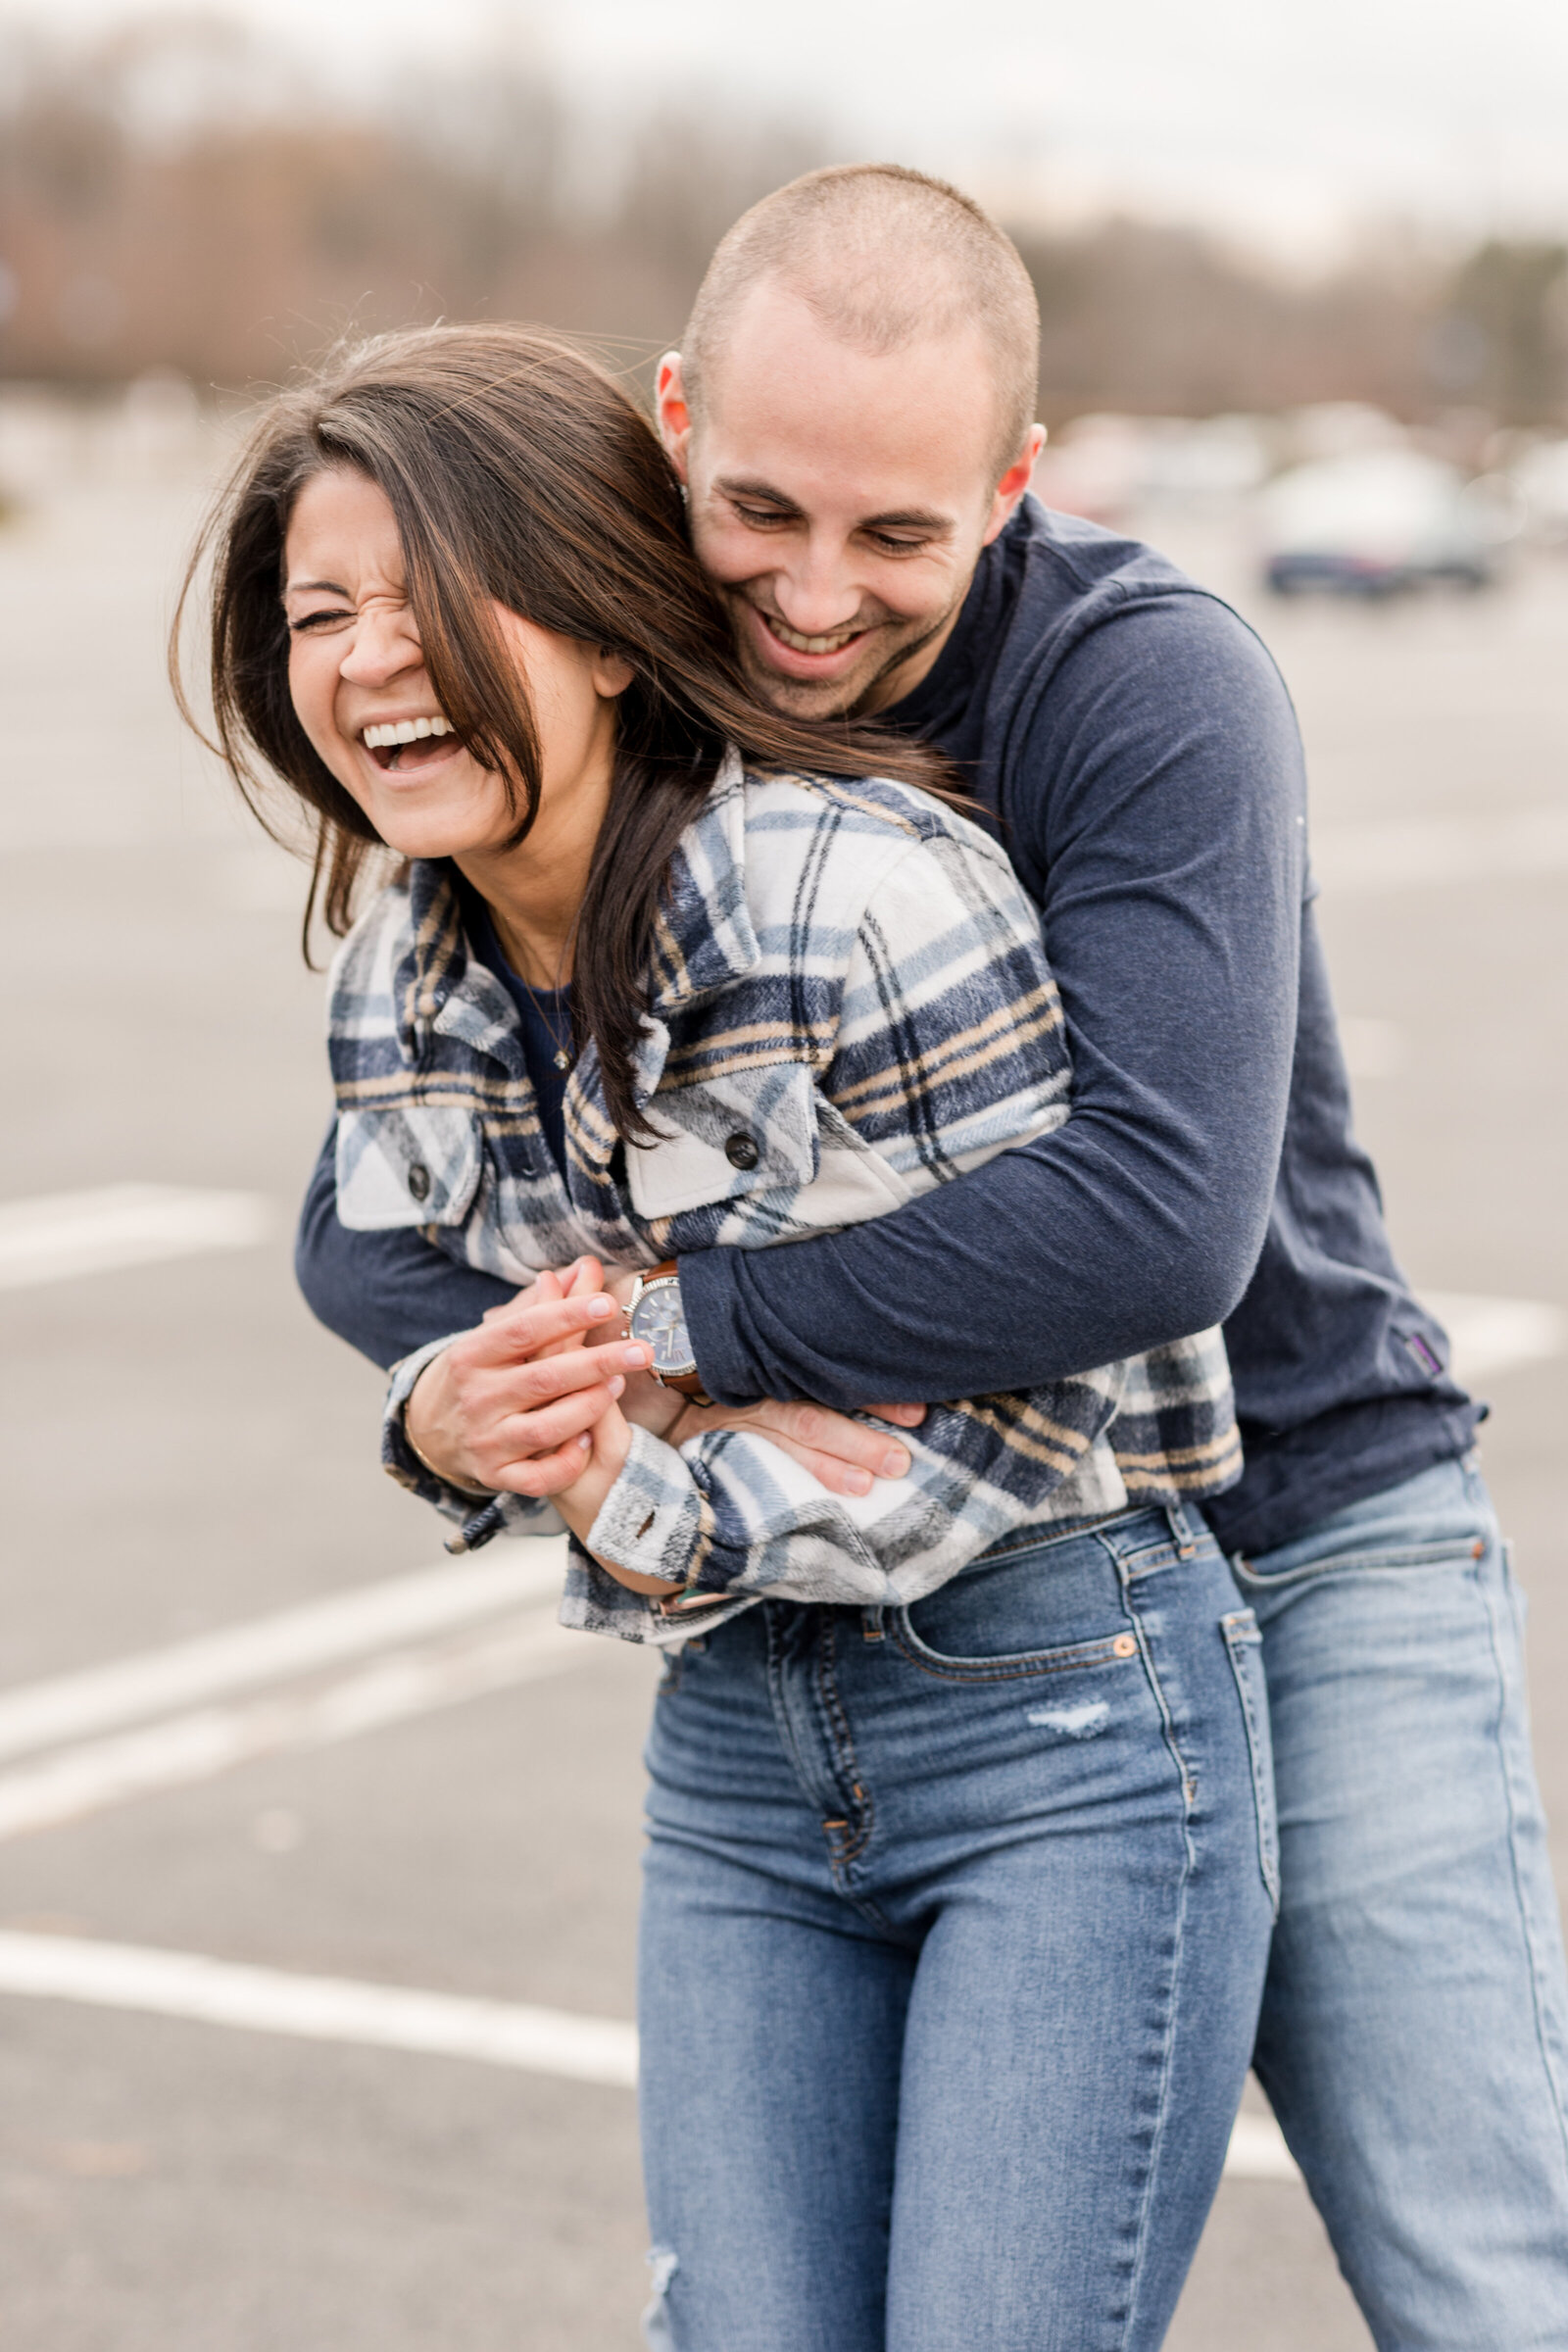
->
[1221,1608,1280,1916]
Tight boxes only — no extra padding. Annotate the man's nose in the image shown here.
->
[771,537,864,636]
[338,605,422,688]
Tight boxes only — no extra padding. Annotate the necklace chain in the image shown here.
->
[518,973,572,1072]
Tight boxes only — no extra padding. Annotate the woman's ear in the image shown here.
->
[592,645,636,699]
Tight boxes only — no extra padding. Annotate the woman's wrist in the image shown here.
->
[405,1352,494,1495]
[558,1409,686,1595]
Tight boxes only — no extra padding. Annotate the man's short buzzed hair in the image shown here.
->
[682,163,1042,481]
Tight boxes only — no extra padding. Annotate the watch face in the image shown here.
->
[629,1281,697,1377]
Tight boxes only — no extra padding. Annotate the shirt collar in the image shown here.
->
[393,746,760,1099]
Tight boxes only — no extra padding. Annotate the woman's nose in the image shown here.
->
[338,605,423,687]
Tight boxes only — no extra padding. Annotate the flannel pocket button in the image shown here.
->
[724,1133,760,1170]
[407,1161,432,1202]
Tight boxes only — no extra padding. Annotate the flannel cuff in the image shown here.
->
[585,1422,712,1588]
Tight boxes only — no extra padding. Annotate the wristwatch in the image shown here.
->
[627,1259,710,1402]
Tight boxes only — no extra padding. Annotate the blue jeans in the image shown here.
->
[637,1502,1277,2351]
[1236,1454,1568,2350]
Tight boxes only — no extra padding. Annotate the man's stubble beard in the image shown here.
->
[722,587,961,722]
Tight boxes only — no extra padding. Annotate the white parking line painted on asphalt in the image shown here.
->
[0,1605,593,1841]
[0,1933,639,2087]
[0,1184,273,1289]
[1314,806,1568,895]
[0,1929,1301,2181]
[0,1544,570,1765]
[1424,1293,1567,1384]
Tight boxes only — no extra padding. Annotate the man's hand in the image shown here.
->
[659,1395,926,1495]
[579,1265,929,1493]
[407,1253,928,1504]
[405,1268,652,1497]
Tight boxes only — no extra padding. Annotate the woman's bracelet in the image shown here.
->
[404,1421,494,1500]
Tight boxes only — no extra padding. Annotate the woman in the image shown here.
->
[181,324,1276,2352]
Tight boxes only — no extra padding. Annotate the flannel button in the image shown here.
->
[724,1132,760,1170]
[407,1161,431,1202]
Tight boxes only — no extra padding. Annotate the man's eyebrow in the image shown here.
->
[283,576,351,598]
[857,507,954,533]
[713,474,803,511]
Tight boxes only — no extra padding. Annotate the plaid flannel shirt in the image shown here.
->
[327,752,1240,1645]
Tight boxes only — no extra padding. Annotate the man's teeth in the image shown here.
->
[766,616,862,655]
[362,715,455,749]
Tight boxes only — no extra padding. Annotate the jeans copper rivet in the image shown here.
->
[1113,1634,1138,1658]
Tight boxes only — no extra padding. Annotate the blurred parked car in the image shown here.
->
[1259,450,1513,597]
[1035,412,1273,525]
[1032,415,1148,524]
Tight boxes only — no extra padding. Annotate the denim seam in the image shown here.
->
[885,1626,1139,1684]
[763,1606,842,1827]
[811,1617,876,1873]
[1099,1531,1200,2339]
[1478,1544,1568,2191]
[1220,1611,1281,1917]
[967,1506,1152,1566]
[1231,1537,1486,1590]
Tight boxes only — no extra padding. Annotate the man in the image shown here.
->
[300,166,1568,2342]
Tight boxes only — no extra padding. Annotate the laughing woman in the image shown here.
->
[181,324,1275,2352]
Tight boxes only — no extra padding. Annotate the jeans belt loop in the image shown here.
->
[1165,1499,1200,1556]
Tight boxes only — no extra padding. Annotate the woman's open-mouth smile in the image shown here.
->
[358,712,461,774]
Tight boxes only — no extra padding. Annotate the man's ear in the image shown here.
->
[656,352,693,482]
[981,423,1047,547]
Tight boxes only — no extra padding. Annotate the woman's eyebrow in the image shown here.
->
[284,576,351,598]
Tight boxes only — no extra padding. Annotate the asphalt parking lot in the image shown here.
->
[1,439,1565,2349]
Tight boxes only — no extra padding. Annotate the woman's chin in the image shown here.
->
[353,774,505,864]
[374,816,491,861]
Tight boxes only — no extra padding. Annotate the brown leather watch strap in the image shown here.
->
[634,1261,710,1404]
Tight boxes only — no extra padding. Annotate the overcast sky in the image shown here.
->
[15,0,1568,258]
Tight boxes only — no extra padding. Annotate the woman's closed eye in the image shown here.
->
[288,606,355,633]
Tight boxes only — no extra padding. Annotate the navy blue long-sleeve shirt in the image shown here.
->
[297,499,1477,1555]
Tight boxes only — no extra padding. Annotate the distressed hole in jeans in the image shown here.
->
[642,2245,679,2350]
[1025,1699,1110,1738]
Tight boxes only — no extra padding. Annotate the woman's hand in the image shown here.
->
[407,1248,927,1526]
[404,1266,652,1496]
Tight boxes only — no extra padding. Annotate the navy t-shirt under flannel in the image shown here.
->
[461,889,572,1182]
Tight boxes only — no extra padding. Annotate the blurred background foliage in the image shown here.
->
[0,14,1564,427]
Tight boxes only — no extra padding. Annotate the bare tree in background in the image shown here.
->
[0,17,1563,426]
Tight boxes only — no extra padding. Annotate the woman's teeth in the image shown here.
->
[766,616,862,655]
[362,715,454,749]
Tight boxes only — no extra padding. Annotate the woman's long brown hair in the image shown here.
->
[173,322,961,1139]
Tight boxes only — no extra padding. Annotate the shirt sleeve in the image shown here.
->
[567,824,1145,1628]
[680,591,1305,1408]
[295,1123,517,1372]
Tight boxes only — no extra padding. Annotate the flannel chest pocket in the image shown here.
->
[335,1103,484,1230]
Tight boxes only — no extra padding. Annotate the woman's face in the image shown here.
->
[283,466,632,863]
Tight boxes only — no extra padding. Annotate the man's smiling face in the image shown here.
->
[660,278,1042,720]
